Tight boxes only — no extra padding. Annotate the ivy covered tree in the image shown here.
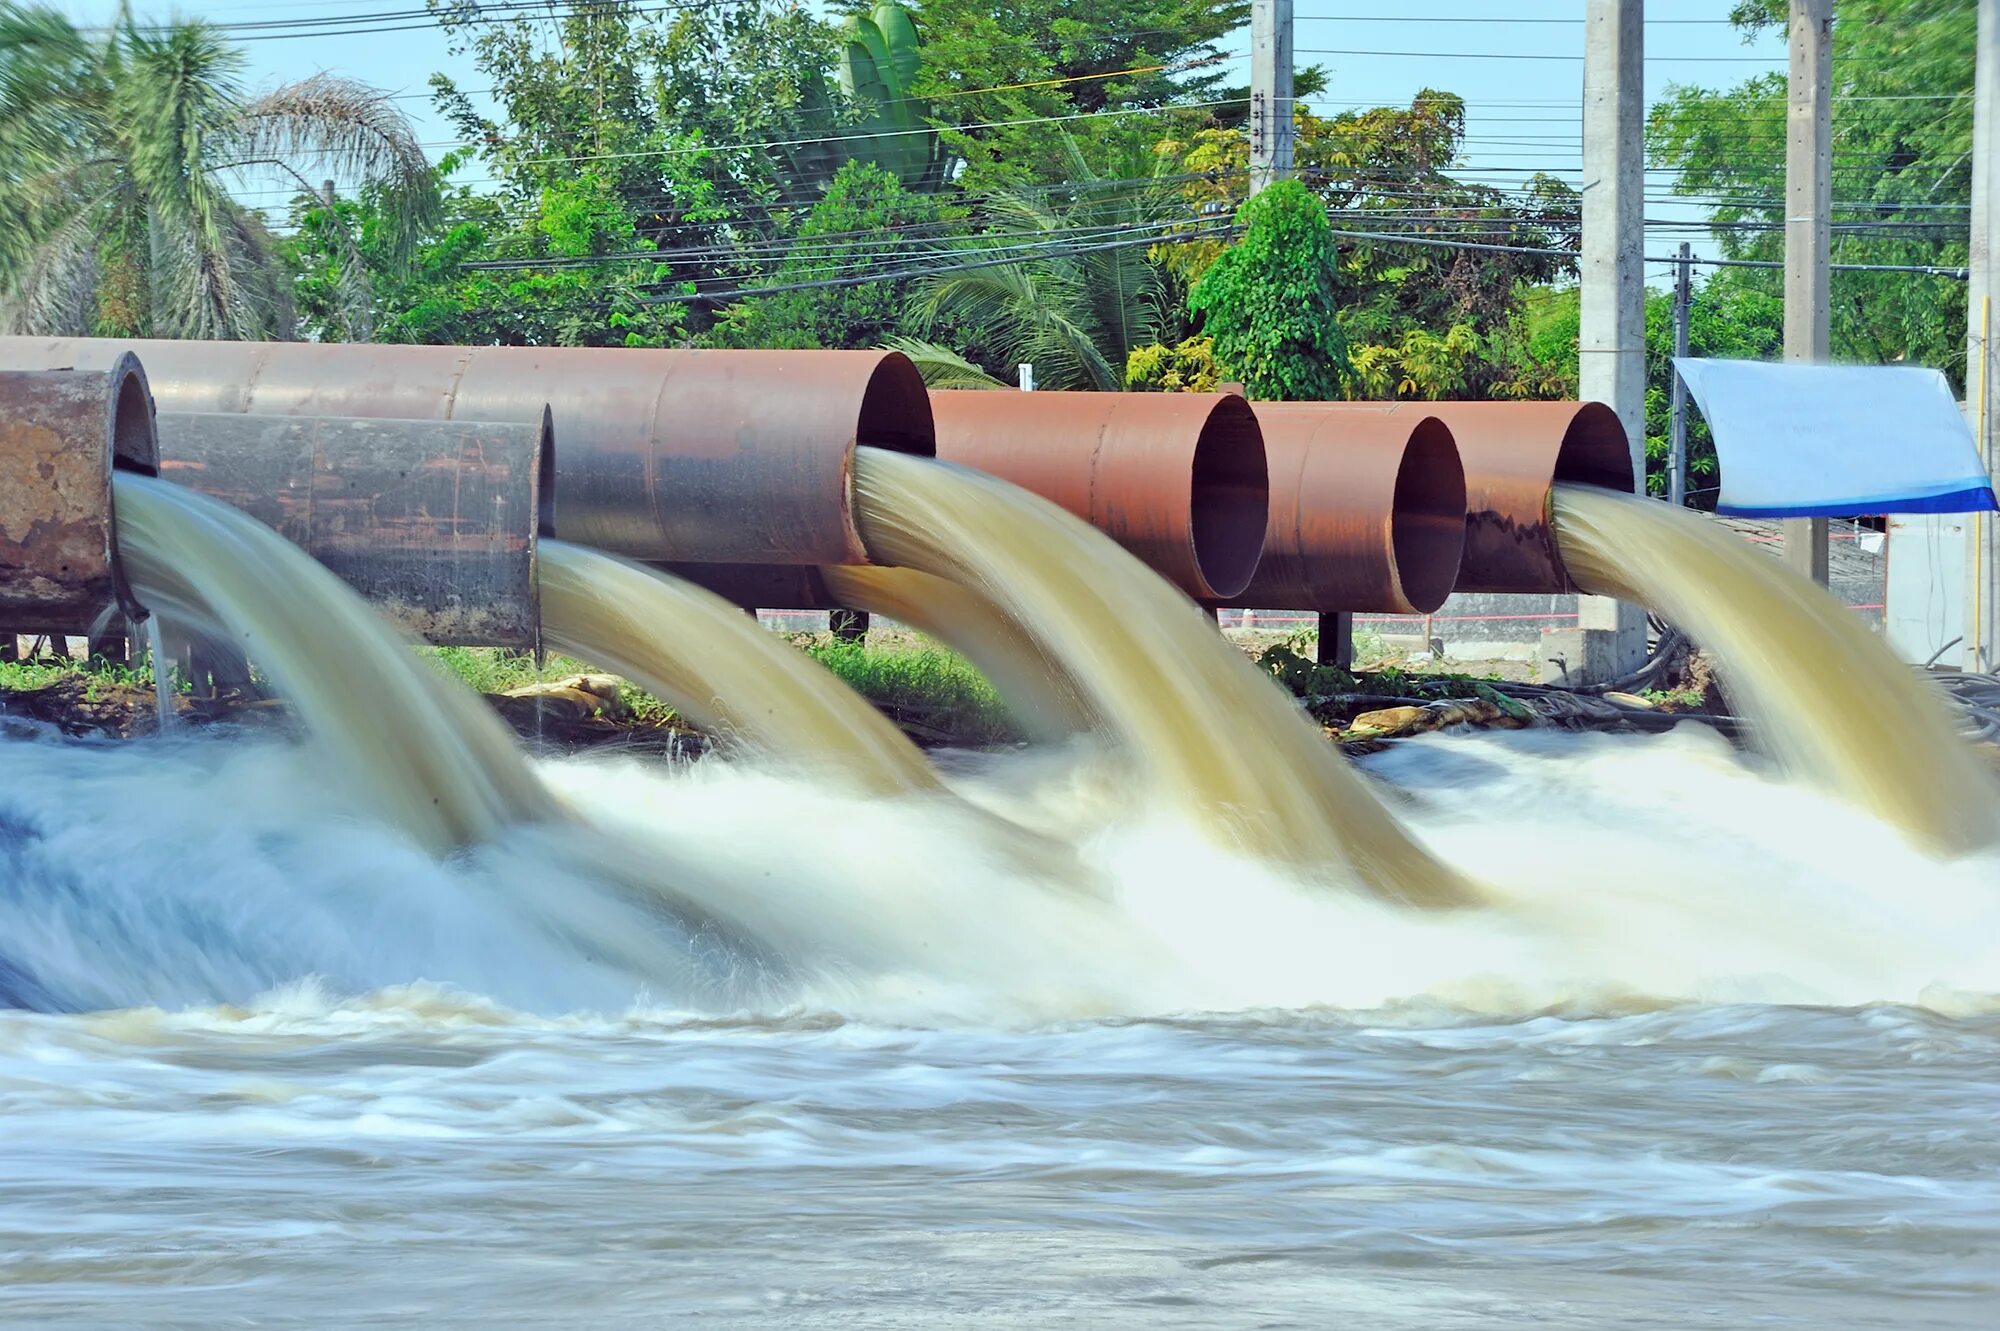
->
[1187,179,1348,401]
[1649,0,1975,386]
[705,161,947,350]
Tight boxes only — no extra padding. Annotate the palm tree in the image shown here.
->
[0,4,437,340]
[888,148,1178,392]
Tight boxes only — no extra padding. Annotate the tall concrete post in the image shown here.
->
[1784,0,1834,585]
[1572,0,1649,677]
[1250,0,1295,196]
[1965,0,1998,672]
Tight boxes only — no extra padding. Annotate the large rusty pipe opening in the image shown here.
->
[0,339,935,568]
[929,390,1268,602]
[0,354,159,638]
[152,410,550,648]
[1229,405,1466,615]
[1282,401,1632,595]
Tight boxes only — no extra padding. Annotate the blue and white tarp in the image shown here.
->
[1673,358,1997,518]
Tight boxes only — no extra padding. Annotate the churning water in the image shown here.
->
[851,447,1475,908]
[1,725,1995,1328]
[3,461,1993,1326]
[1553,484,2000,854]
[111,474,550,854]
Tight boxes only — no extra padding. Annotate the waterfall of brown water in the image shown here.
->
[849,448,1475,908]
[1551,484,2000,855]
[818,564,1096,743]
[111,474,550,854]
[538,542,942,797]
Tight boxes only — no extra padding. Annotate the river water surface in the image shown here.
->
[2,723,1995,1328]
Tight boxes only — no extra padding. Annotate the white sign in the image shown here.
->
[1673,358,1996,517]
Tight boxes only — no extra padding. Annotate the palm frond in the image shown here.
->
[882,336,1009,390]
[0,202,99,334]
[227,73,439,265]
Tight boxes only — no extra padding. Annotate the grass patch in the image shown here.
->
[800,635,1022,746]
[418,647,680,726]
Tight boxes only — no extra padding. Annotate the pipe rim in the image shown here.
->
[1187,394,1268,600]
[857,351,936,458]
[103,352,158,625]
[1390,417,1468,614]
[1552,400,1635,494]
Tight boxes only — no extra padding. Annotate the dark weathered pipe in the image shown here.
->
[0,338,934,566]
[928,390,1268,601]
[153,411,549,648]
[1228,404,1466,614]
[1287,401,1633,594]
[0,355,158,633]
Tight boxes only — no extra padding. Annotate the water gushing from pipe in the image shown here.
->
[849,448,1477,908]
[1551,484,2000,854]
[538,541,943,796]
[111,475,550,854]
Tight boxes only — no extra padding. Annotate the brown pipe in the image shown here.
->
[0,355,158,633]
[1227,404,1466,614]
[0,338,934,566]
[1287,401,1633,594]
[928,390,1268,601]
[153,411,549,648]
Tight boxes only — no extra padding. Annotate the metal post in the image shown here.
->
[1966,0,1997,671]
[1315,612,1354,670]
[1669,242,1693,508]
[1784,0,1833,585]
[1575,0,1650,675]
[1250,0,1295,196]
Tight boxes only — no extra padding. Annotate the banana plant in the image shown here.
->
[836,2,945,192]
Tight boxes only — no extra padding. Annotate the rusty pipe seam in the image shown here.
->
[1278,401,1633,595]
[928,389,1269,602]
[1215,404,1467,616]
[0,338,935,568]
[152,410,550,649]
[0,354,159,634]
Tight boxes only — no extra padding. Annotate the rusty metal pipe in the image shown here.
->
[152,411,549,648]
[1225,404,1466,614]
[0,338,934,566]
[0,355,158,634]
[928,390,1268,601]
[1287,401,1633,594]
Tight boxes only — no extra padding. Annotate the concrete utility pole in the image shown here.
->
[1965,0,1997,671]
[1250,0,1295,197]
[1784,0,1833,586]
[1571,0,1649,679]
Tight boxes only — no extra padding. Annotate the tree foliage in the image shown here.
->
[0,3,435,338]
[1649,0,1975,385]
[1187,180,1348,401]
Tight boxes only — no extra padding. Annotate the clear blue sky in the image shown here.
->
[50,0,1790,278]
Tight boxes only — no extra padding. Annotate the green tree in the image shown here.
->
[1187,179,1349,401]
[1649,0,1975,385]
[907,0,1249,190]
[705,161,946,350]
[283,152,689,347]
[0,4,436,338]
[1158,91,1577,397]
[893,145,1178,390]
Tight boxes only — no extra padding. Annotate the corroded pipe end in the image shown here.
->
[0,354,158,632]
[1412,402,1634,594]
[1389,418,1469,613]
[1232,404,1465,615]
[931,390,1269,601]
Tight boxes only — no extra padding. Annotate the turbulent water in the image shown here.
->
[1553,484,2000,854]
[821,562,1095,742]
[111,475,549,853]
[539,541,941,796]
[850,447,1474,908]
[1,723,1995,1327]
